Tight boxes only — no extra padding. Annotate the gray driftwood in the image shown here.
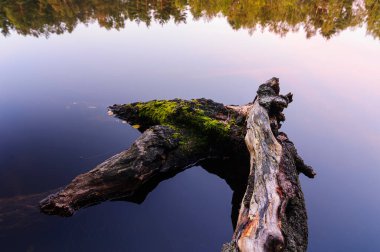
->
[224,78,316,252]
[39,78,315,252]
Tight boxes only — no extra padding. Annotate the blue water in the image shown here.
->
[1,12,380,252]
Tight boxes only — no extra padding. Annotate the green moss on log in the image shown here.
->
[109,98,246,157]
[124,99,233,139]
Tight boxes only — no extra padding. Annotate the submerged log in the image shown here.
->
[39,78,315,252]
[40,98,249,216]
[0,191,52,232]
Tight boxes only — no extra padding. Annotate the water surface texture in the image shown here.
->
[1,1,380,251]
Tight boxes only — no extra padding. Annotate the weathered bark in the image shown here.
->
[226,78,316,252]
[40,98,249,216]
[39,78,315,252]
[40,126,197,216]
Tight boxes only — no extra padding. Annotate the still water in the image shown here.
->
[1,1,380,251]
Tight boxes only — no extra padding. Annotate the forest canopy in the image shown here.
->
[0,0,379,39]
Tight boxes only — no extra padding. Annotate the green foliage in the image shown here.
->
[0,0,379,39]
[366,0,380,38]
[0,0,187,37]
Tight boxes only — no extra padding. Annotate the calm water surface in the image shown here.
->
[1,1,380,251]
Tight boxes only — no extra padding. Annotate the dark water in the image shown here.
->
[1,1,380,251]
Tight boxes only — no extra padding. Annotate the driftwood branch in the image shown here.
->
[40,98,248,216]
[39,78,315,252]
[225,78,316,252]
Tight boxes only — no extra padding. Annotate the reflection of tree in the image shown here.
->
[0,0,379,39]
[0,0,188,37]
[189,0,370,38]
[366,0,380,38]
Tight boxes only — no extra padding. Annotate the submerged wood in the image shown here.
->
[39,78,315,252]
[0,191,52,232]
[40,98,249,216]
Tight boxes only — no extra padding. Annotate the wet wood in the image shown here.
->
[40,99,249,216]
[39,78,315,252]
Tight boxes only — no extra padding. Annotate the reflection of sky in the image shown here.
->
[0,16,380,251]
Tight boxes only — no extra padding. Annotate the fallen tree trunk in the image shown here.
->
[224,78,316,252]
[40,98,249,216]
[39,78,315,252]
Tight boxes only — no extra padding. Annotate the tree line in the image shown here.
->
[0,0,379,38]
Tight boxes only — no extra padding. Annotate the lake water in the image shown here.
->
[1,1,380,251]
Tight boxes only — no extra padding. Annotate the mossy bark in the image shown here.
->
[40,98,250,216]
[39,78,315,252]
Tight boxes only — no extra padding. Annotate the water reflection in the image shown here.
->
[0,192,51,233]
[0,157,248,233]
[1,0,379,39]
[1,0,380,250]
